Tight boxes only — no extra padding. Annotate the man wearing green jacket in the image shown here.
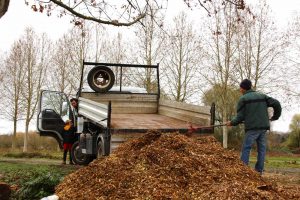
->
[227,79,281,174]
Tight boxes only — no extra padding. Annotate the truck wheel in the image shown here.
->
[71,141,92,165]
[87,66,115,93]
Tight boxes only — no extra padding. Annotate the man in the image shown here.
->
[70,97,78,120]
[70,98,78,114]
[70,98,79,133]
[226,79,281,174]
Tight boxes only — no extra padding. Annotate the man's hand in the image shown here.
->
[188,123,197,131]
[226,121,232,126]
[187,122,197,137]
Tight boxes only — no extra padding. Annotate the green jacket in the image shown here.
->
[231,89,281,131]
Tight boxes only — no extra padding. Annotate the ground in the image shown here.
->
[0,153,299,199]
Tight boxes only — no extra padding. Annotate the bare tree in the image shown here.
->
[21,28,51,152]
[50,34,73,93]
[234,0,287,91]
[127,5,166,93]
[1,40,26,149]
[49,27,92,96]
[282,13,300,99]
[92,24,109,63]
[201,1,240,148]
[102,32,128,85]
[161,12,203,102]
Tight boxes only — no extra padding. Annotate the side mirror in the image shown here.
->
[62,102,68,116]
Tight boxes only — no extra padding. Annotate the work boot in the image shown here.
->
[69,151,73,165]
[259,171,263,176]
[62,151,67,165]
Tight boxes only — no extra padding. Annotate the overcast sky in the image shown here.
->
[1,0,300,133]
[1,0,300,51]
[0,0,300,52]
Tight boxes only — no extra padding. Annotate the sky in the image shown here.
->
[0,0,300,133]
[0,0,73,52]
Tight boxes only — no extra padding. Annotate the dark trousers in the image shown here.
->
[63,143,73,163]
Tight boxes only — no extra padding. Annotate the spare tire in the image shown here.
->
[87,66,115,93]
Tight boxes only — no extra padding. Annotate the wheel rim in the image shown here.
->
[97,141,103,158]
[74,145,88,162]
[93,70,111,89]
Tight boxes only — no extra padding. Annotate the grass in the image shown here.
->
[249,155,300,169]
[0,161,79,200]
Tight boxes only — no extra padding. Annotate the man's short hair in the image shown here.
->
[70,98,78,103]
[240,79,252,90]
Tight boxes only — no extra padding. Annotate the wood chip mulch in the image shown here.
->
[55,130,300,200]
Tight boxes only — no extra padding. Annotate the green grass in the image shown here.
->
[250,155,300,169]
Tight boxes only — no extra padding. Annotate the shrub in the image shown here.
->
[0,132,59,151]
[268,145,293,155]
[17,170,62,200]
[3,152,58,159]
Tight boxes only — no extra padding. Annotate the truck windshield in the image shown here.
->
[41,91,71,122]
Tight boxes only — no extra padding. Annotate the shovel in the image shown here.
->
[186,123,227,137]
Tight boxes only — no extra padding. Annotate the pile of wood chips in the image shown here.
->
[56,131,300,200]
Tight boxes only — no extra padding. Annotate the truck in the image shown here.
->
[37,61,215,165]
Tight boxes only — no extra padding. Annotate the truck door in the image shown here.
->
[37,90,73,148]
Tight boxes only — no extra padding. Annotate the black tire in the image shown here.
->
[87,66,115,93]
[71,141,92,165]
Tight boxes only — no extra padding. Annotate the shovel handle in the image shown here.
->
[187,123,226,134]
[209,124,227,128]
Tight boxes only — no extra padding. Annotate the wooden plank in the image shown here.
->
[159,99,210,114]
[81,93,158,114]
[158,99,211,125]
[111,114,199,129]
[81,93,157,102]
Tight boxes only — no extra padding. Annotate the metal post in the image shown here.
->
[78,60,85,98]
[120,67,123,92]
[156,63,160,100]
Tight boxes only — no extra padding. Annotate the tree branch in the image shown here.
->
[0,0,10,18]
[50,0,146,26]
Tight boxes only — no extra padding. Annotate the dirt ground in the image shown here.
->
[1,156,299,200]
[1,157,299,186]
[263,168,300,186]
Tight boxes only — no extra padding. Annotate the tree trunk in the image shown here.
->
[11,119,17,149]
[23,121,29,152]
[223,111,228,148]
